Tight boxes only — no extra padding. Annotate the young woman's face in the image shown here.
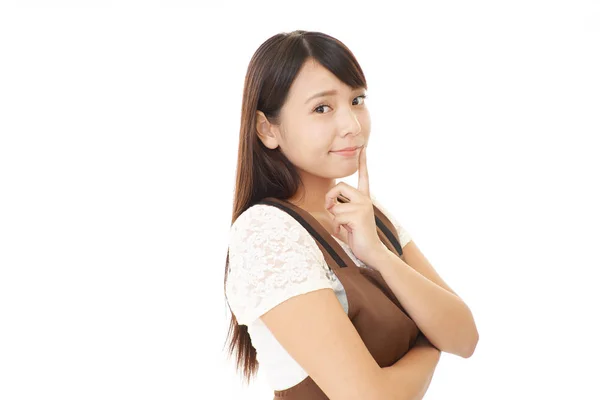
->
[271,59,371,179]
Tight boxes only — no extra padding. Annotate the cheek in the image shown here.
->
[285,136,331,166]
[296,127,331,152]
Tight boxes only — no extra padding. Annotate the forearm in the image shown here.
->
[380,343,441,400]
[370,245,477,357]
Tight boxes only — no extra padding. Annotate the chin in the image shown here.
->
[332,165,358,179]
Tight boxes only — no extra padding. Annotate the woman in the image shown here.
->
[224,30,478,399]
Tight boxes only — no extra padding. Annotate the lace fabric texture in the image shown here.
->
[225,194,412,326]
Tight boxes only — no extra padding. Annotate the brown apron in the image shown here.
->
[255,196,421,399]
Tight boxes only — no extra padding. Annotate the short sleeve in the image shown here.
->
[370,194,413,248]
[225,204,336,326]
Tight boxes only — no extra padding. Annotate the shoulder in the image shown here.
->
[226,203,335,325]
[228,203,326,268]
[230,203,288,231]
[229,203,311,246]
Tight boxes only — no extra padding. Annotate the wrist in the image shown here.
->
[366,243,394,270]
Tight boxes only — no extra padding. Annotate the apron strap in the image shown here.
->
[256,197,353,271]
[256,196,404,269]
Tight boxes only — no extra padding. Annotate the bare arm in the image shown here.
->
[370,245,478,358]
[381,334,441,400]
[260,288,441,400]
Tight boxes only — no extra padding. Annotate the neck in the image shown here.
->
[287,174,338,214]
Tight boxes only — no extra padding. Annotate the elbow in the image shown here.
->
[460,330,479,359]
[460,345,475,359]
[455,311,480,358]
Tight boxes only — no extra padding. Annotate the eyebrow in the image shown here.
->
[304,88,365,105]
[305,89,338,105]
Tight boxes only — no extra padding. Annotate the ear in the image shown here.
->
[255,110,280,150]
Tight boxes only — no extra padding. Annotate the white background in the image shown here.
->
[1,1,599,399]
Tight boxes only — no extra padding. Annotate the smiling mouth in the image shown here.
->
[331,145,362,153]
[331,147,362,155]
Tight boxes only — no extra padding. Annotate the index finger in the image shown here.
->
[357,146,369,196]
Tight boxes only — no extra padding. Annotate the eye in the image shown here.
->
[313,103,331,114]
[313,94,368,114]
[353,94,368,106]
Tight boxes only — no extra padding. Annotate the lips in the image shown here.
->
[332,145,362,152]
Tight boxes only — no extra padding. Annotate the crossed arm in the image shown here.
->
[370,239,479,358]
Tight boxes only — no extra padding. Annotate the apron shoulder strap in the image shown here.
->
[255,196,350,269]
[255,196,404,264]
[372,203,404,259]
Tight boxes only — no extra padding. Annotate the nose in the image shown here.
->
[339,108,361,137]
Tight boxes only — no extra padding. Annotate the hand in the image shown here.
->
[324,146,388,268]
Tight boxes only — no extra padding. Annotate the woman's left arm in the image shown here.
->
[370,240,479,358]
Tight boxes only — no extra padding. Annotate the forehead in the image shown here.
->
[288,60,352,100]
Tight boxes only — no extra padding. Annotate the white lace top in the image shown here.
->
[225,194,412,390]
